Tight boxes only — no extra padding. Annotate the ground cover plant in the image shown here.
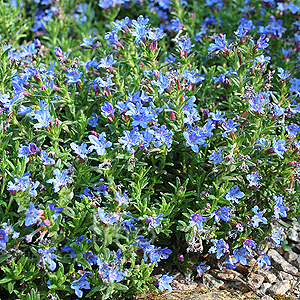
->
[0,0,300,299]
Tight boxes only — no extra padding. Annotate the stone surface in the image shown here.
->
[202,273,224,289]
[267,280,292,295]
[210,269,243,282]
[293,256,300,270]
[293,220,300,231]
[261,296,273,300]
[284,251,298,264]
[286,228,300,243]
[255,269,277,283]
[278,271,294,281]
[259,283,272,294]
[268,249,299,275]
[248,273,264,290]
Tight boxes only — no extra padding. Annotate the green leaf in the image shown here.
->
[0,253,11,264]
[114,283,129,291]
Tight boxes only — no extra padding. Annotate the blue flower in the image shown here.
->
[0,229,8,250]
[221,119,239,137]
[273,195,288,219]
[115,190,130,206]
[220,255,236,270]
[189,213,207,230]
[25,202,38,226]
[256,34,269,49]
[97,55,116,69]
[270,227,284,247]
[151,74,170,95]
[178,37,194,56]
[46,169,70,193]
[285,123,300,137]
[211,206,231,222]
[251,205,268,228]
[277,67,290,80]
[71,274,91,298]
[18,144,30,163]
[88,113,99,127]
[257,253,271,269]
[225,185,245,204]
[272,137,286,159]
[97,208,117,225]
[246,170,262,188]
[119,129,143,153]
[208,34,228,55]
[70,142,90,159]
[209,239,229,259]
[101,101,115,117]
[38,247,57,271]
[243,239,256,254]
[40,150,55,165]
[147,213,164,230]
[61,245,76,259]
[158,275,173,292]
[232,247,248,265]
[196,262,211,276]
[80,36,97,49]
[209,150,223,165]
[33,108,54,129]
[88,133,112,156]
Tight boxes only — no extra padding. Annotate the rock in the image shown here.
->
[183,292,239,300]
[291,243,300,254]
[248,273,264,290]
[293,220,300,231]
[202,273,224,289]
[277,271,294,281]
[276,246,285,255]
[234,258,256,274]
[261,296,273,300]
[284,251,298,264]
[286,228,300,242]
[268,249,299,275]
[294,256,300,269]
[255,269,277,283]
[210,269,243,281]
[267,280,291,295]
[260,282,272,294]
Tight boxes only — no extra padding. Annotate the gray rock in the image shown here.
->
[284,251,298,264]
[248,273,264,290]
[210,269,242,281]
[268,249,299,275]
[261,296,274,300]
[286,228,300,242]
[260,283,272,294]
[277,271,294,281]
[202,273,224,289]
[268,280,291,295]
[256,269,277,283]
[294,256,300,269]
[293,220,300,232]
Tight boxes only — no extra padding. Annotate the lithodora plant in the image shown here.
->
[0,0,300,299]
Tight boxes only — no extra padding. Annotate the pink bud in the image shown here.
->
[170,111,175,120]
[44,219,51,226]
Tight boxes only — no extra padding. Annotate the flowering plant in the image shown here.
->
[1,0,300,299]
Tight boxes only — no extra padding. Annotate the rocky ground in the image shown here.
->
[135,218,300,300]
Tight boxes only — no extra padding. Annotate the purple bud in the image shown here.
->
[145,216,151,224]
[152,69,159,79]
[29,143,38,154]
[54,46,64,58]
[177,254,184,261]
